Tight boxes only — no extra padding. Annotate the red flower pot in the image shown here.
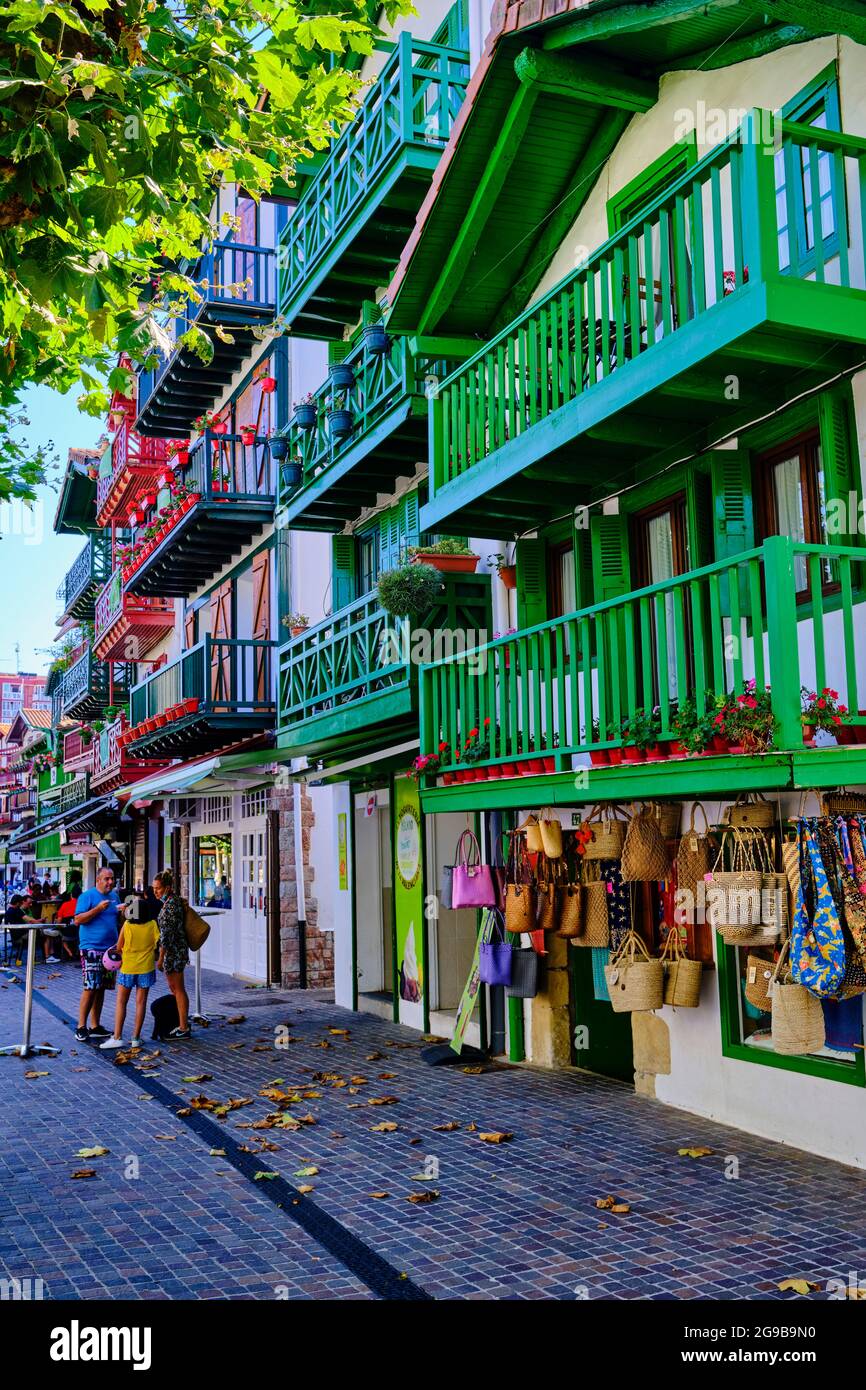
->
[802,724,816,745]
[176,449,189,466]
[589,749,610,767]
[212,421,228,435]
[501,762,519,778]
[441,772,456,786]
[667,740,685,757]
[154,713,169,728]
[607,747,623,766]
[528,758,545,774]
[622,745,642,763]
[260,376,277,393]
[711,735,729,754]
[644,744,663,761]
[456,768,471,783]
[542,755,557,773]
[855,712,866,745]
[487,765,502,779]
[182,697,200,716]
[835,722,857,746]
[519,760,534,775]
[499,565,517,590]
[240,431,256,447]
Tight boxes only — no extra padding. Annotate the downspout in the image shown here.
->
[293,778,307,988]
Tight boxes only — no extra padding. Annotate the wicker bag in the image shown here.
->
[771,941,826,1055]
[573,879,609,947]
[539,808,564,860]
[707,831,767,944]
[537,883,557,932]
[651,801,682,840]
[604,930,664,1013]
[762,870,789,934]
[621,805,670,882]
[556,884,583,939]
[520,814,543,854]
[823,791,866,816]
[505,947,539,999]
[582,804,627,861]
[781,836,801,903]
[505,882,536,935]
[675,802,712,899]
[745,951,781,1011]
[660,927,702,1008]
[725,792,775,829]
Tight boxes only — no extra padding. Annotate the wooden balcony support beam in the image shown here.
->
[541,0,747,50]
[514,47,657,112]
[667,22,821,71]
[751,0,866,44]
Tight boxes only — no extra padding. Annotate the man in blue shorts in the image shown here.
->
[74,867,122,1042]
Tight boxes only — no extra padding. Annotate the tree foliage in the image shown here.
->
[0,0,411,494]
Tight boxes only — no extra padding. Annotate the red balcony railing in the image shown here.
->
[96,417,174,526]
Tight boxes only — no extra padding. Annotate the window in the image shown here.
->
[546,540,576,621]
[193,832,232,909]
[755,431,831,595]
[241,788,269,818]
[200,795,231,825]
[631,495,691,701]
[776,66,841,276]
[356,528,378,597]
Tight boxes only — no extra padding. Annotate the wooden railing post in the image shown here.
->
[763,535,803,750]
[739,107,779,286]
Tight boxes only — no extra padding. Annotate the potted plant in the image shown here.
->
[628,707,663,760]
[182,697,200,716]
[408,751,440,782]
[800,686,848,745]
[281,612,309,638]
[723,680,776,754]
[329,360,355,391]
[211,462,230,494]
[377,561,444,622]
[259,375,277,394]
[363,322,389,355]
[462,721,491,779]
[326,394,353,439]
[293,393,318,431]
[168,439,191,467]
[588,718,610,767]
[488,551,517,589]
[193,410,225,434]
[408,539,480,574]
[279,456,303,492]
[239,423,257,447]
[269,428,290,462]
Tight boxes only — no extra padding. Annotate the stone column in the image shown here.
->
[272,782,331,989]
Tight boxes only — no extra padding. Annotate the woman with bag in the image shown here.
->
[153,869,192,1040]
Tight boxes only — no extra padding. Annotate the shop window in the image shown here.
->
[754,430,832,596]
[241,788,269,818]
[193,832,233,909]
[200,795,231,825]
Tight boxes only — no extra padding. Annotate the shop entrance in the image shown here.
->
[570,948,634,1082]
[238,822,267,980]
[354,788,394,1014]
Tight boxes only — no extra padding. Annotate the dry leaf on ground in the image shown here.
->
[75,1146,108,1158]
[407,1190,440,1204]
[71,1169,96,1179]
[371,1121,398,1133]
[677,1146,714,1158]
[778,1278,820,1295]
[478,1131,512,1144]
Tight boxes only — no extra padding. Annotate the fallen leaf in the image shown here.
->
[478,1131,512,1144]
[209,1149,226,1157]
[71,1169,96,1179]
[409,1172,436,1181]
[611,1203,631,1214]
[252,1045,272,1053]
[378,1072,398,1080]
[349,1076,368,1085]
[253,1171,278,1181]
[467,1123,477,1132]
[369,1192,390,1200]
[328,1028,349,1036]
[294,1165,319,1177]
[595,1196,630,1214]
[433,1122,460,1132]
[368,1096,399,1106]
[462,1065,484,1074]
[371,1121,398,1133]
[407,1190,440,1204]
[366,1052,383,1061]
[24,1070,49,1079]
[136,1095,153,1102]
[297,1184,314,1194]
[226,1015,246,1024]
[182,1074,212,1083]
[778,1278,820,1295]
[75,1146,109,1158]
[154,1135,176,1142]
[677,1146,714,1158]
[228,1042,245,1050]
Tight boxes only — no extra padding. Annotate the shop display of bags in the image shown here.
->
[582,804,627,860]
[479,915,513,986]
[451,830,498,910]
[539,809,564,860]
[556,884,583,940]
[651,801,682,840]
[537,883,557,932]
[505,947,539,999]
[745,951,781,1011]
[791,823,846,997]
[621,803,670,882]
[706,830,768,945]
[725,792,776,830]
[771,941,826,1055]
[604,930,664,1013]
[577,877,610,947]
[675,802,712,899]
[659,926,702,1008]
[520,814,543,854]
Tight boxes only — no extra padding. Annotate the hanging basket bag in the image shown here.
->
[651,801,682,840]
[707,831,767,945]
[556,884,583,940]
[604,930,664,1013]
[660,927,703,1008]
[505,947,539,999]
[771,941,826,1055]
[823,790,866,816]
[745,951,782,1011]
[537,883,558,932]
[539,808,564,860]
[675,802,713,899]
[582,804,627,861]
[520,814,543,854]
[620,804,670,883]
[505,881,536,935]
[574,878,609,947]
[725,791,775,830]
[762,870,789,935]
[479,915,513,987]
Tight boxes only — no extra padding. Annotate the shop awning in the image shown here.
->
[116,748,281,804]
[8,794,119,850]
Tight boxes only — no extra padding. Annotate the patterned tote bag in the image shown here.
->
[790,822,846,998]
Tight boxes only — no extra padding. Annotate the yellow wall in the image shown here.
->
[360,0,455,83]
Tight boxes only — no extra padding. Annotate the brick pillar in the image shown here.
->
[272,783,331,990]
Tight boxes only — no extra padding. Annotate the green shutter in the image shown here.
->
[710,449,754,561]
[331,535,356,609]
[591,513,631,601]
[819,386,865,550]
[687,467,714,568]
[516,538,547,628]
[399,490,421,554]
[327,341,352,365]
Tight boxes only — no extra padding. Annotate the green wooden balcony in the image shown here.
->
[423,113,866,536]
[276,32,469,338]
[56,533,112,622]
[419,536,866,802]
[276,335,448,531]
[127,637,276,758]
[57,650,132,723]
[277,573,491,760]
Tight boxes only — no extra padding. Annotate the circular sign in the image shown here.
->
[396,803,421,889]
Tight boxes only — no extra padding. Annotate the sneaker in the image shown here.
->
[74,1026,90,1042]
[99,1036,125,1050]
[89,1025,110,1038]
[46,956,61,964]
[167,1027,192,1040]
[130,1037,142,1049]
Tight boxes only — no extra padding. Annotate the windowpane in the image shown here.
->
[193,832,232,908]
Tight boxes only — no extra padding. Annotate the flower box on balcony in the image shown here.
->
[182,697,200,716]
[542,756,557,773]
[293,403,317,431]
[410,551,479,575]
[590,749,609,767]
[501,762,519,778]
[154,713,169,728]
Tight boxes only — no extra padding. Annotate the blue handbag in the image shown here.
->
[479,915,512,986]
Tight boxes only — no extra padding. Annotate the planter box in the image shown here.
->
[622,746,642,763]
[182,697,200,716]
[607,747,623,766]
[501,762,519,778]
[411,552,479,575]
[589,749,610,767]
[542,755,557,773]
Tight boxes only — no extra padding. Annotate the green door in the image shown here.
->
[569,948,634,1082]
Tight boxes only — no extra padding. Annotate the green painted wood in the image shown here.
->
[666,21,820,70]
[513,46,657,112]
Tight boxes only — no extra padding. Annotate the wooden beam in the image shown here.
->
[416,82,539,334]
[514,47,657,112]
[407,335,485,359]
[755,0,866,44]
[492,107,631,332]
[542,0,746,49]
[667,22,822,71]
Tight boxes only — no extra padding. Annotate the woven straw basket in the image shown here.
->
[582,805,627,860]
[771,943,825,1055]
[604,930,664,1013]
[660,928,702,1008]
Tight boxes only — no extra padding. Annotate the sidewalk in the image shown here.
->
[1,957,865,1301]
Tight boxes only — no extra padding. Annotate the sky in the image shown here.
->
[0,385,103,682]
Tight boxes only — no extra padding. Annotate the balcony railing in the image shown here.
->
[58,649,131,721]
[96,417,173,524]
[277,336,447,526]
[62,730,95,776]
[56,534,112,620]
[94,568,174,661]
[419,536,866,775]
[59,775,89,814]
[128,637,277,754]
[136,240,276,426]
[277,32,469,330]
[278,574,491,749]
[426,114,866,527]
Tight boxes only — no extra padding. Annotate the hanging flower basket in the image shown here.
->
[279,459,302,491]
[329,362,355,390]
[259,375,277,393]
[362,323,389,355]
[326,407,353,439]
[293,402,317,431]
[270,436,289,461]
[239,425,256,446]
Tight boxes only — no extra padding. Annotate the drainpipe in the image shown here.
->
[292,779,307,988]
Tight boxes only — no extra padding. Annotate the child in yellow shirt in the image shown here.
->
[100,893,161,1050]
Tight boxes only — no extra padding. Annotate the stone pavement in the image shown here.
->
[2,957,866,1301]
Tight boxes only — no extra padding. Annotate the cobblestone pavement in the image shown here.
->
[2,957,865,1301]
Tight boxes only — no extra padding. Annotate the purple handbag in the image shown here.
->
[451,830,498,909]
[479,916,513,986]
